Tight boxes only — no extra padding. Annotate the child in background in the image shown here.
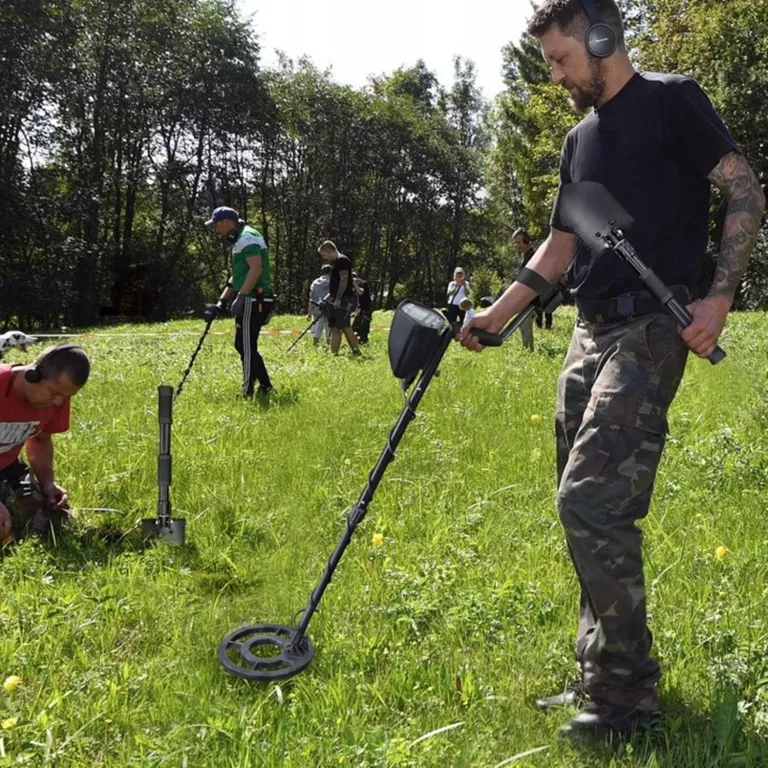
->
[460,297,475,329]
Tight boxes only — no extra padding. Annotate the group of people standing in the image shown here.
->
[203,207,376,400]
[308,241,373,354]
[204,194,564,403]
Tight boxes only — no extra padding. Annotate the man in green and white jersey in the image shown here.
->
[204,207,274,398]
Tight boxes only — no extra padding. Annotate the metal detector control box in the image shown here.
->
[388,301,448,381]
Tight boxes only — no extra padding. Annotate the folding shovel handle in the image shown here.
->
[159,385,174,423]
[635,265,726,366]
[667,298,726,365]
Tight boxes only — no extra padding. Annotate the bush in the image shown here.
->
[469,265,504,302]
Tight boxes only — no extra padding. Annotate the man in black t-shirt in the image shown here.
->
[462,0,765,740]
[352,272,373,344]
[317,240,361,356]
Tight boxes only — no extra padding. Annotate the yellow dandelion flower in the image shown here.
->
[530,414,542,424]
[3,675,20,694]
[371,533,384,547]
[1,717,18,730]
[715,546,729,561]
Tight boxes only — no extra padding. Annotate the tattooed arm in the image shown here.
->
[680,151,766,359]
[707,151,766,300]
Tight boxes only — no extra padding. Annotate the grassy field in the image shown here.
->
[2,308,768,767]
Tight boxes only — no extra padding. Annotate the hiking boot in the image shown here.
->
[535,679,588,713]
[559,700,661,741]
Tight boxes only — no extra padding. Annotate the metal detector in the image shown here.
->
[175,302,223,399]
[217,285,562,681]
[286,297,332,353]
[142,386,186,544]
[559,181,726,365]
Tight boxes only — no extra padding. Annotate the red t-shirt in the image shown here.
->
[0,364,70,472]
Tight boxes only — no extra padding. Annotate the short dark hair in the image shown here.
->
[320,264,332,275]
[513,228,531,244]
[527,0,624,48]
[38,345,91,387]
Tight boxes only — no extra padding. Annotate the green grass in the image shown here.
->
[2,309,768,766]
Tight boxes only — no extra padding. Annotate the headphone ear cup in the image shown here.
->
[586,23,617,58]
[25,368,42,384]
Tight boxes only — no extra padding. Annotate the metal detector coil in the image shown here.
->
[218,624,314,681]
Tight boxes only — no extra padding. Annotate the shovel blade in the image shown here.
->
[142,517,186,545]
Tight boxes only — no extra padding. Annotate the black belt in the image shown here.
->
[576,286,690,324]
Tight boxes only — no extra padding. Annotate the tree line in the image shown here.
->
[1,0,766,329]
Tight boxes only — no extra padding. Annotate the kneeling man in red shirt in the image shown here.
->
[0,344,90,540]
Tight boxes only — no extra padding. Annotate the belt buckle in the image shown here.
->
[616,295,635,318]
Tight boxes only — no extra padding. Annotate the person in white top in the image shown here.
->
[307,264,332,345]
[446,267,471,325]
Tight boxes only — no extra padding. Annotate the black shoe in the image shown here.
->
[535,679,588,713]
[559,700,660,741]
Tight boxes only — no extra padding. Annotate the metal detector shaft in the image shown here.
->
[291,327,455,643]
[175,312,218,399]
[609,235,726,365]
[468,303,537,347]
[287,312,325,353]
[469,286,564,347]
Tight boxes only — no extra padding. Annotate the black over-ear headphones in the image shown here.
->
[24,344,81,384]
[579,0,617,58]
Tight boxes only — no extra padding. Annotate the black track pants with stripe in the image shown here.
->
[234,297,272,396]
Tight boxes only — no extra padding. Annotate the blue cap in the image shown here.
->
[205,206,239,226]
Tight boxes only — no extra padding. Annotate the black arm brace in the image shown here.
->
[516,267,562,313]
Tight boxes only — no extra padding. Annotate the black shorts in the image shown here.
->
[328,301,355,329]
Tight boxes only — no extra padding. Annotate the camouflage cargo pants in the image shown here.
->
[555,313,689,712]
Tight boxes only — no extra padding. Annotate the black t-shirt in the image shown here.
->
[551,72,739,299]
[357,280,372,312]
[517,246,535,272]
[329,254,355,299]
